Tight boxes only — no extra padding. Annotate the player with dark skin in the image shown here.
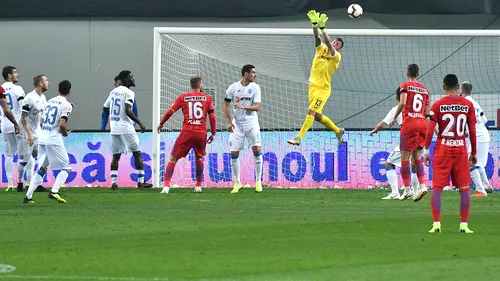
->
[103,72,152,189]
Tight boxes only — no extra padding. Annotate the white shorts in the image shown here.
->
[2,132,18,157]
[38,144,70,170]
[387,145,402,167]
[386,145,416,167]
[17,136,38,163]
[111,133,140,155]
[468,141,489,167]
[230,123,261,151]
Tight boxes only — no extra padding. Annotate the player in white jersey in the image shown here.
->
[103,70,152,189]
[371,88,420,199]
[223,64,263,193]
[24,80,74,204]
[460,82,494,196]
[18,75,49,192]
[1,66,25,191]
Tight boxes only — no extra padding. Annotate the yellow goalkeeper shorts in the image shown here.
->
[308,84,331,114]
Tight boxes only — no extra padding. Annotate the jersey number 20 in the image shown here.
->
[442,113,467,137]
[188,101,203,120]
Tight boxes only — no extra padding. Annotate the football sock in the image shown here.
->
[52,169,69,193]
[111,170,118,184]
[137,170,145,184]
[18,161,27,183]
[5,155,14,186]
[460,187,471,223]
[26,170,45,199]
[414,159,426,184]
[385,166,399,195]
[230,155,241,185]
[470,166,486,194]
[297,115,314,140]
[431,188,442,222]
[319,115,340,134]
[254,153,263,183]
[164,162,176,187]
[401,160,411,187]
[195,159,203,186]
[26,156,34,184]
[411,169,419,193]
[477,166,492,188]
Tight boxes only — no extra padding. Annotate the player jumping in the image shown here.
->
[103,70,152,189]
[460,81,494,196]
[288,10,345,146]
[424,74,477,234]
[18,75,48,192]
[370,87,419,199]
[157,76,216,193]
[390,64,429,202]
[224,65,263,193]
[1,66,25,191]
[24,80,74,204]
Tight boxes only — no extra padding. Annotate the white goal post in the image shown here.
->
[152,27,500,189]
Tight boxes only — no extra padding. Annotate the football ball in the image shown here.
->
[347,3,363,18]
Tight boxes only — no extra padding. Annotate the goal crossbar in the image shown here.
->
[154,27,500,37]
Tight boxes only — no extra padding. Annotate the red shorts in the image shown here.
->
[171,131,207,159]
[432,153,470,189]
[400,123,426,151]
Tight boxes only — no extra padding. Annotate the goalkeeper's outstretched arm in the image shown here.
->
[307,10,321,47]
[318,13,336,57]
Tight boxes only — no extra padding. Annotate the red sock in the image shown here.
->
[164,162,176,187]
[195,159,203,186]
[401,160,411,187]
[431,188,442,222]
[460,187,471,223]
[414,159,426,184]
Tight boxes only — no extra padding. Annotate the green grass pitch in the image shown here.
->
[0,188,499,281]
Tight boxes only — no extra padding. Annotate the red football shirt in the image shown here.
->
[399,81,430,126]
[0,85,5,99]
[425,95,477,156]
[170,91,215,134]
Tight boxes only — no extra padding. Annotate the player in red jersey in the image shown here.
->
[156,76,217,193]
[390,64,430,202]
[423,74,477,234]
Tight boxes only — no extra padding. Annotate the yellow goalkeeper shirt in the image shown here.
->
[308,43,341,90]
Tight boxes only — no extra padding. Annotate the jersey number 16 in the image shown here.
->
[188,101,203,120]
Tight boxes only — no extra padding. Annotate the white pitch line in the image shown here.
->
[0,275,176,281]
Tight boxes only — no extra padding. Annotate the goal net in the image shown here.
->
[152,28,500,189]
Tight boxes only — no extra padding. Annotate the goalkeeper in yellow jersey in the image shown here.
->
[288,10,345,146]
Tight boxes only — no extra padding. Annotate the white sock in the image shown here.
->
[254,154,263,183]
[137,170,145,184]
[477,166,492,188]
[18,161,27,184]
[411,172,419,194]
[5,155,14,186]
[26,157,35,184]
[52,170,69,194]
[470,167,486,194]
[26,170,45,199]
[385,167,399,195]
[230,156,241,184]
[111,170,118,184]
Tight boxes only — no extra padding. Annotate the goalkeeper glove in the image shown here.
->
[318,13,329,33]
[307,10,320,28]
